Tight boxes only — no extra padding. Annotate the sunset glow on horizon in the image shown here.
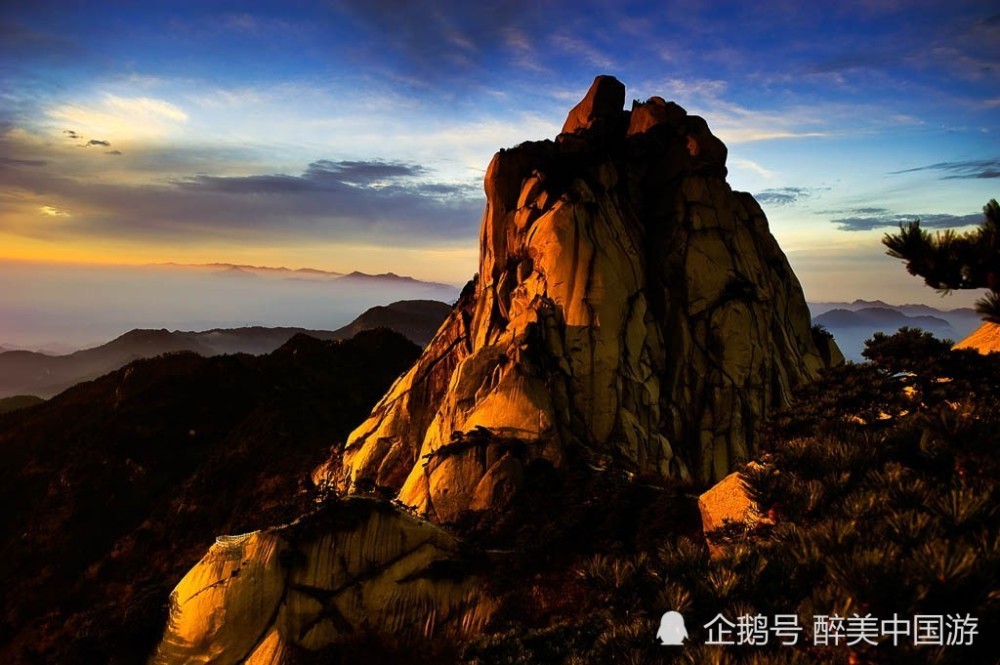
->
[2,0,998,305]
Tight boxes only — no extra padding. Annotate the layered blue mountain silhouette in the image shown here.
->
[0,300,451,399]
[809,300,982,361]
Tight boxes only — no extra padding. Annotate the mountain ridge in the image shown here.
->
[0,300,451,399]
[156,261,461,289]
[0,329,423,663]
[810,301,983,361]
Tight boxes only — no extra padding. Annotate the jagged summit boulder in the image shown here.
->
[316,75,837,524]
[561,74,626,134]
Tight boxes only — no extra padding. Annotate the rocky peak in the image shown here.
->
[560,74,626,134]
[316,75,838,525]
[151,76,842,661]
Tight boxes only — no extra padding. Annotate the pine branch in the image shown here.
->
[882,200,1000,321]
[975,290,1000,324]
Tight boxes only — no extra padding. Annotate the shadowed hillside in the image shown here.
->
[0,395,45,414]
[0,300,450,399]
[0,329,421,664]
[450,331,1000,665]
[329,299,452,346]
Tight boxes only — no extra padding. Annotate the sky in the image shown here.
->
[1,0,998,321]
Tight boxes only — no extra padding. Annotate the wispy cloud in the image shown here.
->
[329,0,541,83]
[636,77,831,144]
[175,159,444,194]
[703,98,831,143]
[224,13,260,33]
[550,33,615,70]
[47,95,188,143]
[187,87,269,109]
[830,207,983,231]
[103,95,187,122]
[309,159,427,182]
[891,159,1000,179]
[654,78,729,100]
[0,156,46,167]
[730,157,776,179]
[755,187,811,206]
[39,205,70,217]
[1,152,484,247]
[502,28,548,73]
[807,50,901,76]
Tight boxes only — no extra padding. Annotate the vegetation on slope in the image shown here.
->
[0,329,420,664]
[4,290,997,665]
[0,395,44,415]
[454,329,999,664]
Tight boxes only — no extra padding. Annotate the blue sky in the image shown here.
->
[1,0,997,305]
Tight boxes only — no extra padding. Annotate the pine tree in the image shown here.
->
[882,199,1000,322]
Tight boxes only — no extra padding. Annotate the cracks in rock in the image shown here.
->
[288,536,438,641]
[412,334,468,390]
[232,543,291,665]
[422,429,532,466]
[296,596,354,640]
[184,572,236,602]
[332,90,827,509]
[347,323,470,457]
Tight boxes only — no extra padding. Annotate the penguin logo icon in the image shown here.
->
[657,611,688,645]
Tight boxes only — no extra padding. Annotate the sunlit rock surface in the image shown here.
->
[320,75,836,523]
[955,321,1000,354]
[698,463,762,534]
[151,498,492,665]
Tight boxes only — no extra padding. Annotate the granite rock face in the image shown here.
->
[151,76,837,662]
[317,76,836,523]
[698,463,763,542]
[151,498,492,665]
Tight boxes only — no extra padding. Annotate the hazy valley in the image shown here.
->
[1,295,978,404]
[0,261,459,352]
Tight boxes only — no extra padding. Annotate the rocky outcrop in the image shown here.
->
[316,75,835,523]
[698,462,765,555]
[955,321,1000,354]
[151,498,492,665]
[149,76,837,662]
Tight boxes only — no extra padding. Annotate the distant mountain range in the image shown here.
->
[159,261,346,278]
[3,295,983,400]
[808,300,983,361]
[1,261,462,353]
[0,341,80,355]
[335,270,456,290]
[0,299,451,400]
[161,262,457,291]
